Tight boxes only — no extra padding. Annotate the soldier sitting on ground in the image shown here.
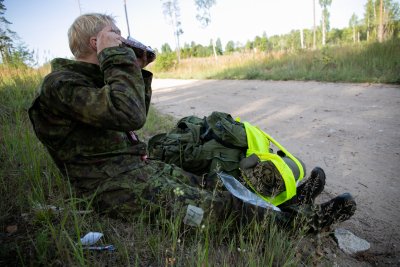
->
[28,13,356,231]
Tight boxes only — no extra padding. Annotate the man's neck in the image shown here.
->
[76,53,99,65]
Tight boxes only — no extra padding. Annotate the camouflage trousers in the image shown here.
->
[71,160,353,231]
[72,160,273,227]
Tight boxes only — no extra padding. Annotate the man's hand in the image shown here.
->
[96,25,122,54]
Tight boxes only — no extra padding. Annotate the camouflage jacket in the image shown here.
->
[29,47,152,180]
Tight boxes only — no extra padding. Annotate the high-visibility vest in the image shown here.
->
[239,120,305,206]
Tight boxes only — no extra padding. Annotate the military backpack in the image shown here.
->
[148,111,305,206]
[148,112,246,182]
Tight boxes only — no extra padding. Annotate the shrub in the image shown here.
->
[152,52,177,72]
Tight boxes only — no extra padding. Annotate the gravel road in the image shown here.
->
[151,79,400,265]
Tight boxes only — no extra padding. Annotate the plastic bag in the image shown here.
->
[217,172,281,212]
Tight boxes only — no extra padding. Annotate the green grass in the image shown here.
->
[0,65,306,266]
[153,39,400,84]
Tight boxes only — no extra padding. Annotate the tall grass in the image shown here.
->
[153,39,400,84]
[0,65,304,266]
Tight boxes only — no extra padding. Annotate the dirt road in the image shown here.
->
[151,79,400,264]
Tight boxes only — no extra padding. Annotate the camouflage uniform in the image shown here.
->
[28,46,266,225]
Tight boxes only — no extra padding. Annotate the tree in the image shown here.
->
[0,0,32,65]
[260,32,269,52]
[349,13,359,43]
[376,0,400,42]
[319,0,332,46]
[194,0,216,27]
[303,29,314,49]
[300,28,305,49]
[253,36,262,52]
[161,43,173,54]
[0,0,15,64]
[194,0,217,60]
[161,0,184,62]
[378,0,384,42]
[287,30,301,51]
[245,40,253,51]
[313,0,317,49]
[364,0,375,41]
[225,40,235,54]
[327,28,344,45]
[215,38,223,55]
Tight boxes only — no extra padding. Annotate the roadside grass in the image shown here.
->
[153,39,400,84]
[0,65,305,266]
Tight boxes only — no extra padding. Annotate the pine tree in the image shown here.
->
[215,38,223,55]
[0,0,33,65]
[0,0,15,63]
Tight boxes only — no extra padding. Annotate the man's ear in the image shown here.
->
[89,37,97,51]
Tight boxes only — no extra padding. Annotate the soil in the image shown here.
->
[151,79,400,266]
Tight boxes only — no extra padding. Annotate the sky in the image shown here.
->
[4,0,375,65]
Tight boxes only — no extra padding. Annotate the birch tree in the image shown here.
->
[313,0,316,49]
[364,0,375,41]
[319,0,332,46]
[161,0,184,62]
[349,13,358,43]
[194,0,217,60]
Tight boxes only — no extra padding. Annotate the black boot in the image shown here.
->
[307,193,357,232]
[284,167,326,206]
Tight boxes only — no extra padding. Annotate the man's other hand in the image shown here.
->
[96,25,122,54]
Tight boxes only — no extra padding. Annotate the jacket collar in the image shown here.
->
[50,58,103,82]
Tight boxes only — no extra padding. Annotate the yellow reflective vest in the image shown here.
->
[240,120,305,206]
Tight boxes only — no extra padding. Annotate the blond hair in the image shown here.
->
[68,13,116,58]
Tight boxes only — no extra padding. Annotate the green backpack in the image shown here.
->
[148,111,305,206]
[148,112,247,183]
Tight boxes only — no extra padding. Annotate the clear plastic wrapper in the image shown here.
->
[217,172,281,212]
[79,232,115,251]
[80,232,103,246]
